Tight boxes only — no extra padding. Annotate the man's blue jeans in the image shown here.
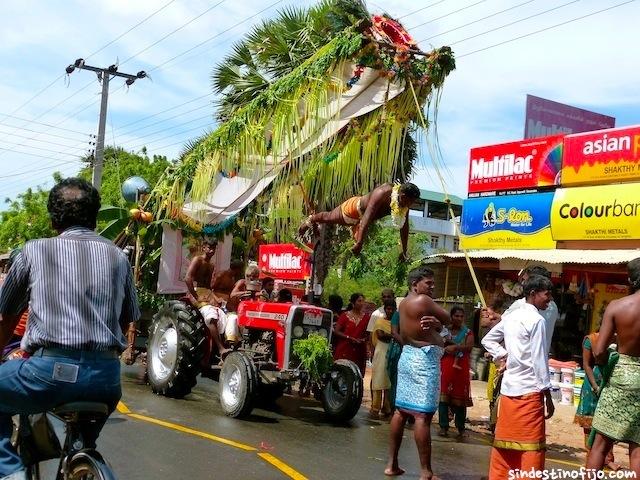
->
[0,350,121,476]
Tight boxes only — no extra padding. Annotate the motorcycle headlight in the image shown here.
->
[318,328,328,339]
[293,326,304,338]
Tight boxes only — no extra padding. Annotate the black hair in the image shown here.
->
[328,294,343,313]
[383,299,397,310]
[400,182,421,200]
[203,237,218,246]
[47,178,101,231]
[262,277,274,287]
[346,292,364,310]
[230,260,245,270]
[522,274,553,297]
[277,288,293,302]
[407,266,434,288]
[523,265,551,279]
[450,305,465,317]
[628,258,640,292]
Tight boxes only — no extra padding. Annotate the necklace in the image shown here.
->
[390,183,408,229]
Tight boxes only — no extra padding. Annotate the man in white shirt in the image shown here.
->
[366,288,396,333]
[482,275,555,480]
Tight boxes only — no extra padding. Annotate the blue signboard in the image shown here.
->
[460,192,556,249]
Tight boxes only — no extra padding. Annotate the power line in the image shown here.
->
[0,158,84,180]
[114,92,214,131]
[418,0,536,42]
[448,0,580,46]
[0,114,89,137]
[0,136,90,154]
[85,0,179,61]
[408,0,487,32]
[120,0,227,66]
[459,0,637,57]
[115,103,212,137]
[398,0,447,20]
[148,0,285,73]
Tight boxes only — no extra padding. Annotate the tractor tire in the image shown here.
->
[147,301,206,398]
[219,352,258,418]
[321,359,363,422]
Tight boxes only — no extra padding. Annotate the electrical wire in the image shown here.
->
[120,0,227,66]
[398,0,447,20]
[448,0,580,46]
[418,0,536,42]
[458,0,637,57]
[408,0,486,31]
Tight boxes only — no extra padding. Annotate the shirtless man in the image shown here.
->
[386,266,449,480]
[587,258,640,475]
[210,260,245,306]
[184,239,218,306]
[298,182,421,258]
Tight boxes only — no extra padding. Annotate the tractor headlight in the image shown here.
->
[318,328,328,339]
[293,326,304,338]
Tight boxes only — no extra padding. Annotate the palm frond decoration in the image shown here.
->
[149,0,456,241]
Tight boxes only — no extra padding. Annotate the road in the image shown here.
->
[57,363,586,480]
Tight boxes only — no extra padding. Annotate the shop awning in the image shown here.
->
[426,249,640,265]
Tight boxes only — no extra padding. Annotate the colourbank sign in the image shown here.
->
[258,243,311,280]
[550,183,640,240]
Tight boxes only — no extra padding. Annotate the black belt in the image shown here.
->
[34,348,120,360]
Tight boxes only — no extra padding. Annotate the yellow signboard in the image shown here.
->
[550,183,640,240]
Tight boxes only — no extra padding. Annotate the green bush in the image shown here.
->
[292,334,334,381]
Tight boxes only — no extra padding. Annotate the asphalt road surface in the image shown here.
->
[56,363,586,480]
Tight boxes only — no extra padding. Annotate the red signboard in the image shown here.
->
[258,243,311,281]
[561,124,640,186]
[467,135,564,197]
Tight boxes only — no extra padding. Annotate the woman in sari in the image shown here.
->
[333,293,370,376]
[438,306,474,439]
[370,299,396,418]
[574,331,618,470]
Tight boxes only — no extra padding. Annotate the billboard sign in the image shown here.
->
[467,135,564,197]
[259,243,311,280]
[550,183,640,241]
[561,124,640,186]
[460,192,556,249]
[524,95,615,139]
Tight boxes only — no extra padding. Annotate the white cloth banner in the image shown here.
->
[157,225,232,294]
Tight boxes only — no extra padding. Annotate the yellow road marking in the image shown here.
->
[258,453,308,480]
[127,413,256,451]
[116,401,131,414]
[546,457,582,468]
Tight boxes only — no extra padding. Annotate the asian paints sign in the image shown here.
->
[468,135,564,197]
[460,192,555,249]
[561,125,640,186]
[550,183,640,240]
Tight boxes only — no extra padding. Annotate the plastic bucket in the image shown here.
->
[549,367,562,383]
[574,370,585,388]
[573,386,581,406]
[560,385,573,405]
[476,358,488,382]
[561,368,574,384]
[551,384,561,402]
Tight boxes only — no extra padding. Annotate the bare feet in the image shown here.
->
[419,473,440,480]
[606,462,621,471]
[437,427,448,437]
[384,467,405,476]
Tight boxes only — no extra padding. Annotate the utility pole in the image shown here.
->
[65,59,147,192]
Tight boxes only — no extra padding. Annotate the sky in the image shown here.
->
[0,0,638,207]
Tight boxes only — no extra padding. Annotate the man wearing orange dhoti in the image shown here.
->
[482,275,555,480]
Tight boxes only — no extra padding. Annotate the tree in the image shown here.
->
[78,147,171,207]
[0,185,57,251]
[322,222,428,301]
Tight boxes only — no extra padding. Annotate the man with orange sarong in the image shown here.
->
[482,274,555,480]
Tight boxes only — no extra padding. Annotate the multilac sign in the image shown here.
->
[561,124,640,187]
[258,243,311,281]
[467,135,564,197]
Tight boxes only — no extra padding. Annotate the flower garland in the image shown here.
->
[390,183,408,229]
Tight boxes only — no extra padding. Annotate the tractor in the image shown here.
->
[146,298,363,422]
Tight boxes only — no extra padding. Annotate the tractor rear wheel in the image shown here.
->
[147,301,206,398]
